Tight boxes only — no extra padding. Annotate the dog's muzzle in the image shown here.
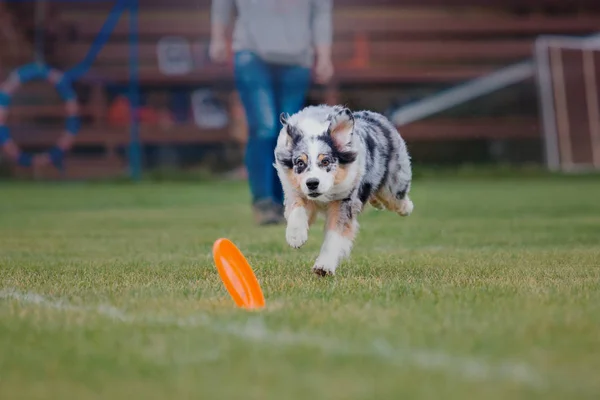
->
[305,178,321,198]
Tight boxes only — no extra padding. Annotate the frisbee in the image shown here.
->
[212,238,265,310]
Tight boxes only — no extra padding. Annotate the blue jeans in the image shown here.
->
[234,50,311,206]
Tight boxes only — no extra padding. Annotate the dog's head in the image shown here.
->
[275,107,358,200]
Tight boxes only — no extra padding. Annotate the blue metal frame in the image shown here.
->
[128,0,141,181]
[2,0,141,181]
[0,63,79,169]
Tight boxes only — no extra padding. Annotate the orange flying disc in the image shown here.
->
[212,238,265,310]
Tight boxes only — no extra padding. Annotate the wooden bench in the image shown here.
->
[52,4,600,84]
[0,3,32,76]
[5,0,599,180]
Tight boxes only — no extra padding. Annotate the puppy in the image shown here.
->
[274,105,414,276]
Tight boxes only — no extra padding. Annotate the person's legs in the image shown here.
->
[234,50,282,224]
[272,64,312,205]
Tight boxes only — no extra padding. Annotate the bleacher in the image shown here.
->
[0,3,31,75]
[2,0,600,178]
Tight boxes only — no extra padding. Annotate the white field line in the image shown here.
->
[0,287,542,388]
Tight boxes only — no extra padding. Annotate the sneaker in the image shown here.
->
[252,198,285,226]
[273,202,285,220]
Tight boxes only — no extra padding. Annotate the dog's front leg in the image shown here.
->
[313,200,359,276]
[285,198,316,249]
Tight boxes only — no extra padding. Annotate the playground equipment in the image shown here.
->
[0,0,141,179]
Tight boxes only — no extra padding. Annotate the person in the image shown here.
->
[209,0,334,225]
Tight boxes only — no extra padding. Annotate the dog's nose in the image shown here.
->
[306,178,320,191]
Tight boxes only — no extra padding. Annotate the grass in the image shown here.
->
[1,174,599,399]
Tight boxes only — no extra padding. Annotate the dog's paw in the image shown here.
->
[286,207,309,248]
[312,265,335,277]
[312,257,337,277]
[312,266,333,277]
[398,198,414,217]
[286,222,308,248]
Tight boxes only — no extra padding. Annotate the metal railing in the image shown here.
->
[391,33,600,128]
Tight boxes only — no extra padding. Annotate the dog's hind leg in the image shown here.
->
[368,196,385,210]
[374,180,414,217]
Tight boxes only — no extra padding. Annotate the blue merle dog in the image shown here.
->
[274,105,414,276]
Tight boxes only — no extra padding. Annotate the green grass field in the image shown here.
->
[1,174,599,399]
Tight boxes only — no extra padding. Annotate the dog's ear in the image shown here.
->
[286,125,301,147]
[279,112,290,126]
[280,113,301,147]
[327,108,354,149]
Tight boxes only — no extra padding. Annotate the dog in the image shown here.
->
[274,105,414,276]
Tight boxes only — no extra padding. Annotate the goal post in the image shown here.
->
[535,34,600,172]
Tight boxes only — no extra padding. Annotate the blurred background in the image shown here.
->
[1,0,599,181]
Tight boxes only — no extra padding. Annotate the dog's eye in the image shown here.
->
[321,158,331,167]
[295,160,305,168]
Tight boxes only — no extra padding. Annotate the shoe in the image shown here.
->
[273,202,285,221]
[252,198,285,226]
